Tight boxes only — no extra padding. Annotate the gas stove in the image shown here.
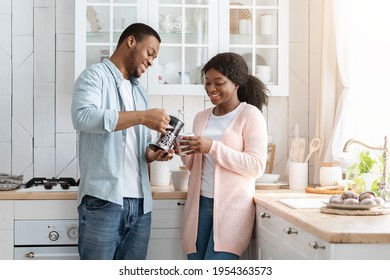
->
[17,177,79,192]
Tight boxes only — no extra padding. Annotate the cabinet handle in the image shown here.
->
[309,241,326,250]
[259,212,270,219]
[283,227,298,235]
[177,202,185,206]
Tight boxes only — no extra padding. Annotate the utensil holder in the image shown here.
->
[289,162,308,189]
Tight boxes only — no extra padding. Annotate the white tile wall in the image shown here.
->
[0,0,322,185]
[0,15,11,56]
[34,96,55,147]
[0,97,11,142]
[34,6,55,82]
[56,51,75,133]
[12,0,33,36]
[13,54,34,136]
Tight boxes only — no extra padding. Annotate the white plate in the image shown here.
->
[323,202,381,210]
[256,182,287,190]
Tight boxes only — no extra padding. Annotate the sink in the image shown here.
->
[277,198,328,209]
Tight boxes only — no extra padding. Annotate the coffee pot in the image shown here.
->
[149,111,184,153]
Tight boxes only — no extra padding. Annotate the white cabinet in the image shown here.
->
[0,201,14,260]
[147,199,186,260]
[256,205,390,260]
[256,205,329,260]
[75,0,288,96]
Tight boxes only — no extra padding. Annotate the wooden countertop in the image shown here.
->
[254,189,390,244]
[0,185,187,200]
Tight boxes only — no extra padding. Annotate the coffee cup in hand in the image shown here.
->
[176,133,194,156]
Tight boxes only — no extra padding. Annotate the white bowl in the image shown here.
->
[256,173,280,184]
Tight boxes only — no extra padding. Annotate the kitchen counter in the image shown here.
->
[254,189,390,244]
[0,185,187,200]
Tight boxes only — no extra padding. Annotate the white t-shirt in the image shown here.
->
[121,79,142,198]
[200,103,242,198]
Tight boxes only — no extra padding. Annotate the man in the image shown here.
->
[71,23,174,260]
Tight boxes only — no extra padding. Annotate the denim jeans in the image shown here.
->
[187,196,239,260]
[78,195,151,260]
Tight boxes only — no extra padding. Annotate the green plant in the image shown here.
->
[346,150,384,194]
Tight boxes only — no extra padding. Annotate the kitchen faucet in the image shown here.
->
[343,136,388,200]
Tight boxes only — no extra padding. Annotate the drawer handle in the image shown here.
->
[284,227,298,235]
[260,212,270,219]
[309,241,326,250]
[177,202,185,206]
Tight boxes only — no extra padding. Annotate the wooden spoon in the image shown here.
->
[304,137,322,163]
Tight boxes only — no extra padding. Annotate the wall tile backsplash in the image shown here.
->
[0,0,318,184]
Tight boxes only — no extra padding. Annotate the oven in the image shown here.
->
[14,219,79,260]
[13,177,80,260]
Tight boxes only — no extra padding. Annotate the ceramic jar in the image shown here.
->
[319,163,342,187]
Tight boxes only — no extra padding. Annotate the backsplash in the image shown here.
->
[0,0,321,184]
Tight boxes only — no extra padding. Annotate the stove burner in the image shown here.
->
[25,177,78,189]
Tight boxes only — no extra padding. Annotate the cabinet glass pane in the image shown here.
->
[229,6,252,36]
[256,9,278,45]
[158,47,183,85]
[113,6,137,30]
[113,6,137,42]
[86,6,110,37]
[114,0,137,3]
[87,30,110,43]
[159,7,182,36]
[186,0,208,4]
[185,47,207,84]
[230,48,277,86]
[255,48,277,85]
[158,46,207,85]
[86,46,111,66]
[256,0,278,6]
[187,7,208,44]
[87,0,109,3]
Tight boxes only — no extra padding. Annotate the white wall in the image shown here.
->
[0,0,322,184]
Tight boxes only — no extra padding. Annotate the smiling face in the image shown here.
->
[122,35,160,79]
[204,68,239,110]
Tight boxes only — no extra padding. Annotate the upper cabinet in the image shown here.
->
[75,0,288,96]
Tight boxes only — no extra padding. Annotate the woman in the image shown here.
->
[178,52,269,260]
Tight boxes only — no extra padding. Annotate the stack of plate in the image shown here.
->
[256,174,287,189]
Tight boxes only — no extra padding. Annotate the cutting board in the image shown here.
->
[277,198,328,209]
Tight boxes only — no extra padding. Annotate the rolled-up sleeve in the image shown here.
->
[72,67,119,133]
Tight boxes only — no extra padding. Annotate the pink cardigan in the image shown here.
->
[181,103,268,257]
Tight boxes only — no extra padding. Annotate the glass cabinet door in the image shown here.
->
[75,0,148,80]
[219,0,288,96]
[147,0,218,95]
[84,0,145,65]
[75,0,287,95]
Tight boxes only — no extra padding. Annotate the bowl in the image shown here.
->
[256,173,280,184]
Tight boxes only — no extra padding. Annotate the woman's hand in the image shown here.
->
[175,135,212,156]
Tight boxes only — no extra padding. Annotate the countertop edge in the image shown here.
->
[0,186,187,200]
[253,190,390,244]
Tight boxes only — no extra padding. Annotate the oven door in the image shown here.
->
[14,246,79,260]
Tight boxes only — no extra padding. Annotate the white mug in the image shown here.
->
[171,170,190,191]
[176,133,194,156]
[256,65,271,83]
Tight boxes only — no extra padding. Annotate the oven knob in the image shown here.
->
[48,230,59,241]
[67,226,78,239]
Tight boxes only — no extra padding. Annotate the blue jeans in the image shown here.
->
[187,196,239,260]
[78,195,151,260]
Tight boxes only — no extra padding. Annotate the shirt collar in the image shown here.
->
[102,58,140,86]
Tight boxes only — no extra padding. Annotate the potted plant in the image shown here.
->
[346,150,384,195]
[346,150,383,195]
